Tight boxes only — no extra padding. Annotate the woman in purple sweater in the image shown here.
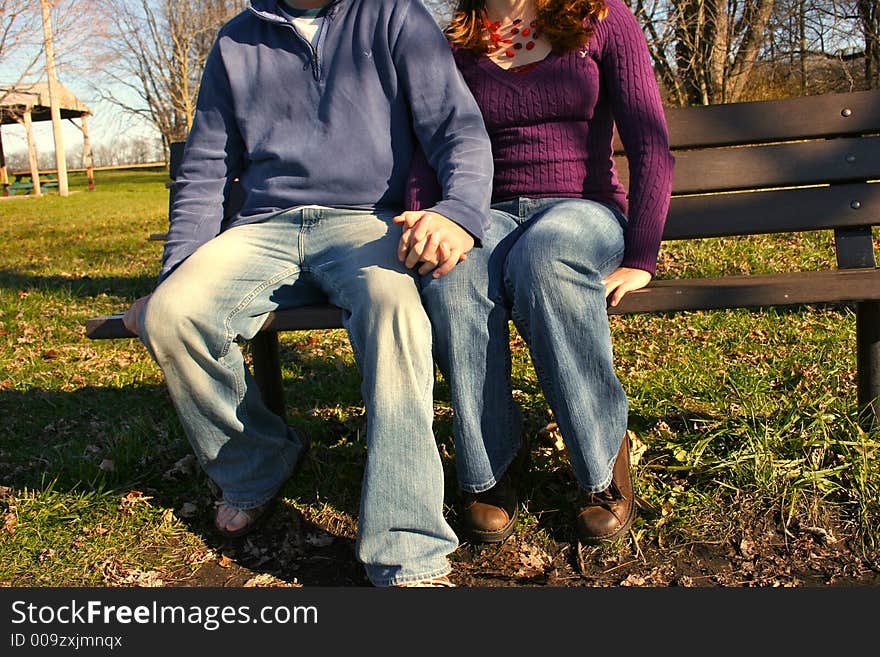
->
[398,0,674,545]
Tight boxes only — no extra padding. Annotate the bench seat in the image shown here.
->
[85,266,880,341]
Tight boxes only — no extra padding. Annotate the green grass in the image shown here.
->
[0,170,878,585]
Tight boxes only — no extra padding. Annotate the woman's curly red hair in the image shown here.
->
[446,1,608,54]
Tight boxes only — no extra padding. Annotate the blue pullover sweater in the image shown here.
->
[160,0,493,283]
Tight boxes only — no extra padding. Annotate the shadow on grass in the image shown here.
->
[0,381,374,585]
[626,301,857,323]
[0,375,375,499]
[0,269,157,299]
[5,353,739,586]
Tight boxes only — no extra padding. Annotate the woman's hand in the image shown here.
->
[603,267,652,307]
[393,210,474,278]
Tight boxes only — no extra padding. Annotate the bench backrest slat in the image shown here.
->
[617,136,880,195]
[612,90,880,242]
[614,89,880,151]
[663,182,880,240]
[666,89,880,149]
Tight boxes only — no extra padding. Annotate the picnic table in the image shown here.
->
[3,171,59,196]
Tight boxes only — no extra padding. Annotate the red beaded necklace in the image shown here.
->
[484,16,541,59]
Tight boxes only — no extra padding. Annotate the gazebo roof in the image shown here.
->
[0,81,92,125]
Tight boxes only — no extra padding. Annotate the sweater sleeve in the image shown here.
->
[158,36,245,285]
[597,0,674,276]
[392,0,493,241]
[404,143,444,212]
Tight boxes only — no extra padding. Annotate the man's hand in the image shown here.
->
[122,294,151,337]
[603,267,652,307]
[393,210,475,278]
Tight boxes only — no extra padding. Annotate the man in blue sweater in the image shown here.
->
[121,0,493,587]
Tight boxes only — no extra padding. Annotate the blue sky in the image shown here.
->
[1,69,157,165]
[0,3,158,166]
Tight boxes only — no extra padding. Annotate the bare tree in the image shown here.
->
[0,1,45,102]
[628,0,686,102]
[0,1,107,90]
[93,0,245,156]
[663,0,776,105]
[626,0,776,105]
[762,0,864,96]
[627,0,878,104]
[857,0,880,87]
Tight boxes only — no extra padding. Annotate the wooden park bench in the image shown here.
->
[85,88,880,427]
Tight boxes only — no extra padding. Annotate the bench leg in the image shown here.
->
[857,301,880,428]
[250,332,287,422]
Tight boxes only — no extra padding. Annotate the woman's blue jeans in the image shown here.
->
[420,197,629,494]
[138,207,458,586]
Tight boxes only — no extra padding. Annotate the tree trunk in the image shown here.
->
[725,0,776,101]
[671,0,775,105]
[859,0,880,88]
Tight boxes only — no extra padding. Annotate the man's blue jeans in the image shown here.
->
[421,197,629,494]
[139,206,458,586]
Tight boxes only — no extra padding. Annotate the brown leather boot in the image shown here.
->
[576,434,636,544]
[460,440,529,543]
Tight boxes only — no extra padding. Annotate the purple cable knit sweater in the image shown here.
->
[406,0,674,274]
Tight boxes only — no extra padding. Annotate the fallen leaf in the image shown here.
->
[163,454,197,480]
[800,525,836,545]
[118,490,153,515]
[305,532,334,547]
[620,573,646,586]
[124,570,165,587]
[628,429,647,466]
[739,537,757,559]
[177,502,198,518]
[538,422,566,453]
[243,573,290,587]
[102,562,165,587]
[85,524,109,536]
[514,543,551,577]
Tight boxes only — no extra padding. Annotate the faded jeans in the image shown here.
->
[139,206,458,586]
[421,197,629,494]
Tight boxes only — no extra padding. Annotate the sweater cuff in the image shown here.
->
[622,227,662,276]
[426,199,487,247]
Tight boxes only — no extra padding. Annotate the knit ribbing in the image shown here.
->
[406,0,673,274]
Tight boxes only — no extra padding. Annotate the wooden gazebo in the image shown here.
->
[0,81,95,195]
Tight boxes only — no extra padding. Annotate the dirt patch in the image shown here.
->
[170,502,880,588]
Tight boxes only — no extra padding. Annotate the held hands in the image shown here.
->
[603,267,652,307]
[393,210,475,278]
[122,294,151,337]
